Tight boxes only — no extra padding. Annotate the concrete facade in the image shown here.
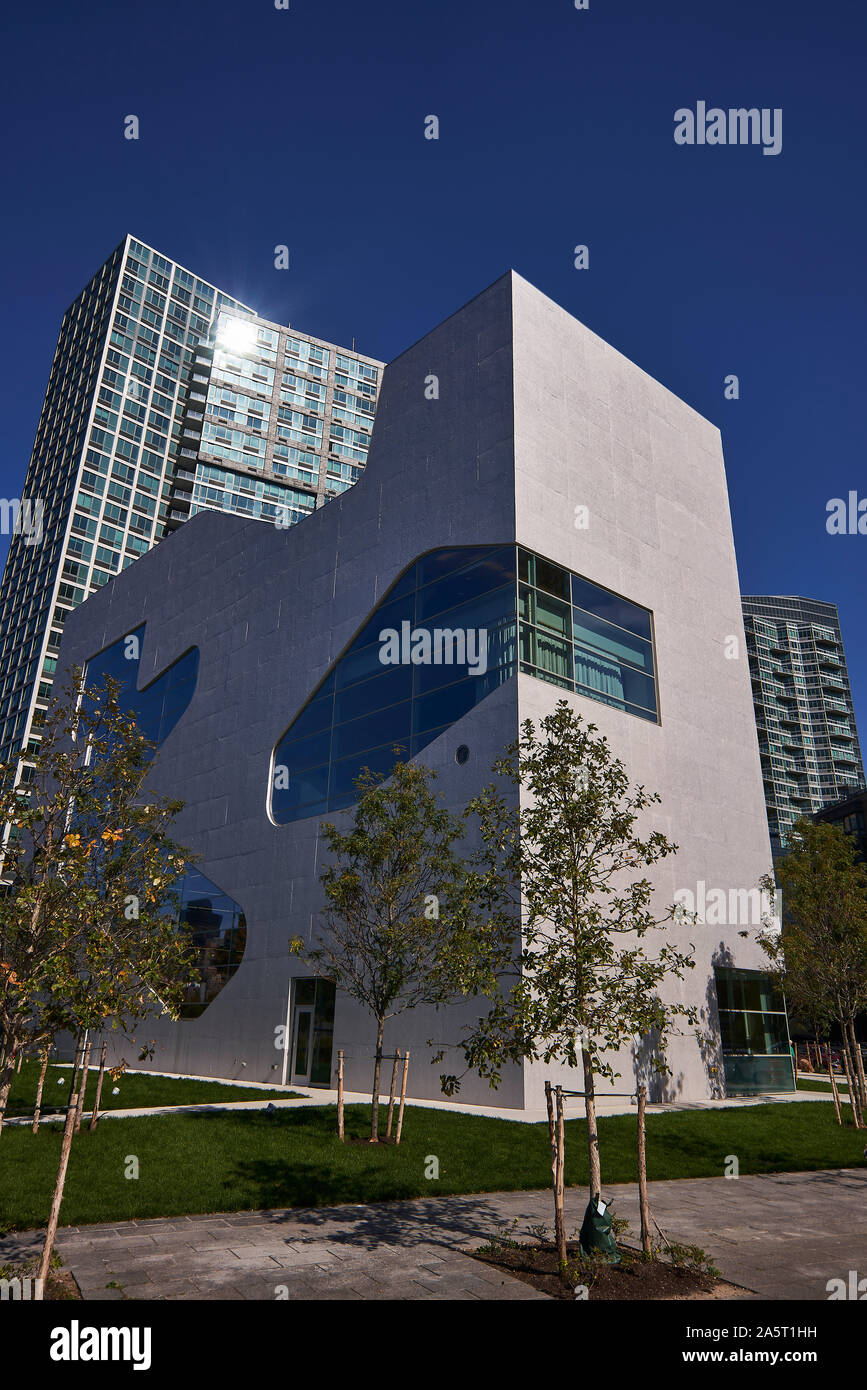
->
[57,271,775,1112]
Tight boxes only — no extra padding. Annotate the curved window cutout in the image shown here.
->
[83,624,200,748]
[176,869,247,1019]
[271,545,518,825]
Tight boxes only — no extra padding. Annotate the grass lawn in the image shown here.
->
[0,1100,864,1232]
[4,1058,299,1119]
[797,1077,850,1094]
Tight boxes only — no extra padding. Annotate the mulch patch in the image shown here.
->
[1,1260,82,1301]
[471,1241,721,1301]
[45,1267,82,1300]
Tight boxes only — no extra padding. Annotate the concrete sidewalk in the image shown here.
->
[2,1167,864,1302]
[4,1087,838,1127]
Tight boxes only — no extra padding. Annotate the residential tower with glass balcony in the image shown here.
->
[0,235,382,780]
[742,595,865,855]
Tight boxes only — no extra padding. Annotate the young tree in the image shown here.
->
[303,756,511,1141]
[759,819,867,1127]
[0,671,195,1278]
[452,701,696,1199]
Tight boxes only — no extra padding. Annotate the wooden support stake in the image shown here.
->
[554,1086,567,1273]
[385,1050,400,1139]
[74,1041,91,1134]
[637,1085,651,1258]
[395,1050,409,1145]
[67,1037,83,1117]
[841,1037,862,1129]
[337,1049,344,1142]
[89,1041,108,1133]
[32,1046,51,1135]
[848,1019,867,1113]
[828,1046,842,1125]
[37,1085,79,1289]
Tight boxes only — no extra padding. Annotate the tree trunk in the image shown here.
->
[637,1085,651,1258]
[0,1048,17,1139]
[370,1018,384,1142]
[847,1018,866,1112]
[74,1040,90,1133]
[33,1046,51,1135]
[37,1084,79,1289]
[89,1041,107,1133]
[337,1049,344,1142]
[828,1047,842,1125]
[66,1035,83,1116]
[581,1047,602,1199]
[545,1081,566,1270]
[840,1033,862,1129]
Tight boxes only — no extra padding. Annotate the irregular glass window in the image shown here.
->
[176,869,247,1019]
[271,546,518,825]
[83,624,199,748]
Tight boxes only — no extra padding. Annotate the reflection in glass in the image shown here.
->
[272,546,518,825]
[83,624,199,748]
[177,868,247,1019]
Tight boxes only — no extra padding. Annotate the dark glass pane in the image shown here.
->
[159,690,193,742]
[416,545,502,590]
[715,970,735,1011]
[293,1012,311,1073]
[275,730,332,774]
[350,591,415,652]
[314,978,336,1022]
[295,978,316,1006]
[416,552,516,622]
[175,868,246,1019]
[411,725,450,757]
[718,1010,748,1051]
[573,611,653,673]
[332,703,411,760]
[273,764,329,816]
[740,974,766,1012]
[533,555,570,601]
[282,694,334,744]
[625,701,659,724]
[413,677,487,735]
[384,566,419,601]
[84,625,198,753]
[571,574,652,641]
[329,743,407,799]
[336,640,391,690]
[333,664,412,724]
[518,549,532,584]
[413,585,517,691]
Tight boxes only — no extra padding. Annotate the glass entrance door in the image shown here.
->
[291,1005,314,1085]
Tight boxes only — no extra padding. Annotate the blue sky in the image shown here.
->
[1,0,865,740]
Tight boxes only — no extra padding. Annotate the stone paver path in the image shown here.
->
[2,1167,864,1301]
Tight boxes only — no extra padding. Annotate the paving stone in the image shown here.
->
[29,1167,867,1303]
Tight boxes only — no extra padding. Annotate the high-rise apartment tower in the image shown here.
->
[742,595,865,853]
[0,235,382,773]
